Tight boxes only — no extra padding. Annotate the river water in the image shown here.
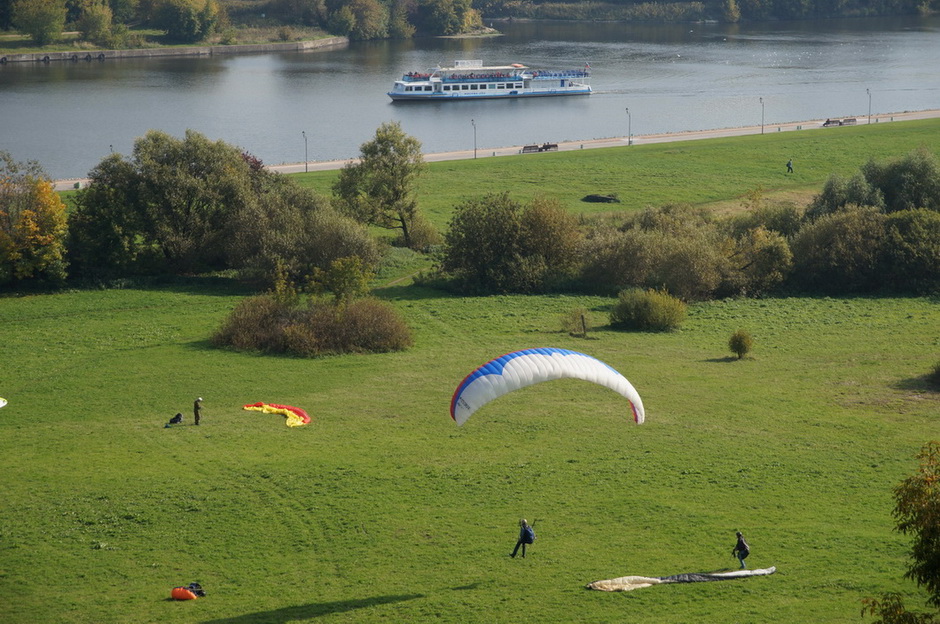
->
[1,16,938,179]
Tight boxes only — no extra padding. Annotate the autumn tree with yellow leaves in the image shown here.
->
[0,151,68,287]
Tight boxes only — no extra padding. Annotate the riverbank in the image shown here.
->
[52,108,940,191]
[0,36,347,65]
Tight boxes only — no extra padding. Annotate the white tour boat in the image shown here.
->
[388,60,591,101]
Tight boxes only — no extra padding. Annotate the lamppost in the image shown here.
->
[760,97,764,135]
[302,130,308,173]
[471,118,477,159]
[867,88,871,124]
[625,107,632,145]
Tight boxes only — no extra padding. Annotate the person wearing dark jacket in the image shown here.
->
[732,531,750,569]
[194,397,203,426]
[511,519,535,558]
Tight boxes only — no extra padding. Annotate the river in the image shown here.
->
[1,16,938,180]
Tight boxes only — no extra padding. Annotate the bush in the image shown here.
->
[789,205,886,293]
[927,361,940,389]
[442,192,581,294]
[609,288,686,332]
[213,294,412,357]
[880,209,940,294]
[729,329,753,360]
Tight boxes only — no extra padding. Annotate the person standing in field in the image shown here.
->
[786,158,794,173]
[194,397,203,426]
[511,519,536,558]
[732,531,750,569]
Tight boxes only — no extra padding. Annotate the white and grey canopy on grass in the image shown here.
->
[587,567,777,592]
[449,348,644,426]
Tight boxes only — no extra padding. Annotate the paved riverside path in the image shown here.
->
[53,109,940,191]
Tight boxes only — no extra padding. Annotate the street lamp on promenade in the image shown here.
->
[302,130,308,172]
[471,119,477,159]
[625,107,632,145]
[760,97,764,134]
[867,88,872,124]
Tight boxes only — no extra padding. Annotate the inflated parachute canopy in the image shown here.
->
[450,348,644,426]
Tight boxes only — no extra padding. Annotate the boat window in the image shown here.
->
[424,86,432,91]
[461,85,469,91]
[470,84,478,90]
[443,85,450,91]
[497,84,505,89]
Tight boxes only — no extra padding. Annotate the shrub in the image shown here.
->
[789,205,886,293]
[880,209,940,294]
[442,192,581,294]
[927,361,940,389]
[212,294,290,352]
[609,288,686,332]
[728,329,754,360]
[213,295,412,357]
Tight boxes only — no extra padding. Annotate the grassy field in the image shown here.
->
[2,121,940,623]
[295,117,940,229]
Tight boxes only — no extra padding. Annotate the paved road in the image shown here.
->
[53,109,940,191]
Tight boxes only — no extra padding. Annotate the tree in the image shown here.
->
[76,0,113,45]
[12,0,66,45]
[70,130,378,284]
[880,209,940,294]
[152,0,219,42]
[307,255,375,304]
[0,151,68,287]
[862,147,940,214]
[789,205,886,293]
[862,441,940,623]
[332,121,425,249]
[442,192,581,294]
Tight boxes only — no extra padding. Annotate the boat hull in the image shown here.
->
[388,88,592,102]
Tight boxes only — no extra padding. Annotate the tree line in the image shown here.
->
[4,0,936,47]
[2,124,939,300]
[1,0,482,46]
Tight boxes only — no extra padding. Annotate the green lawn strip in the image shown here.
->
[295,118,940,229]
[1,282,937,622]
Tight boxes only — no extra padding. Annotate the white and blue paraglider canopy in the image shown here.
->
[0,397,6,409]
[449,347,644,426]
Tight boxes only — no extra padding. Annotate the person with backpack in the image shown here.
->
[731,531,750,569]
[511,519,536,558]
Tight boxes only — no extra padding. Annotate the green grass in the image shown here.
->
[3,119,940,622]
[296,118,940,229]
[1,281,938,623]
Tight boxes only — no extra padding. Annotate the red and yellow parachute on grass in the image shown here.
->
[243,402,310,427]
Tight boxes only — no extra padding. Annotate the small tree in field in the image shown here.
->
[862,441,940,623]
[729,329,754,360]
[332,121,426,249]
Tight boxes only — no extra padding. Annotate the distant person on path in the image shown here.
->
[732,531,750,569]
[194,397,203,426]
[786,158,793,173]
[511,519,536,558]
